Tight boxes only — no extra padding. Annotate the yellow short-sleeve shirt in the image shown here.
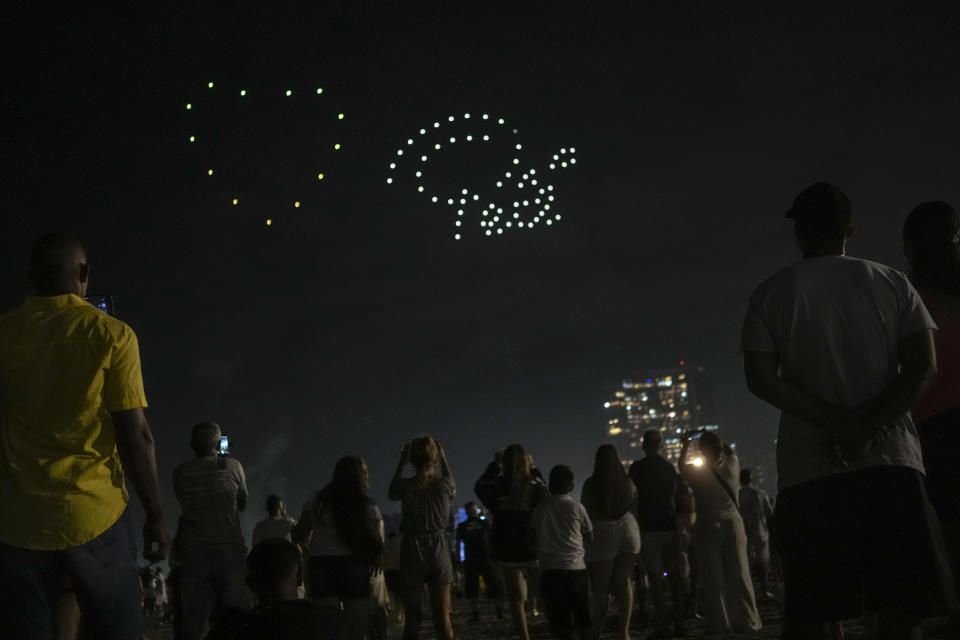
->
[0,294,148,549]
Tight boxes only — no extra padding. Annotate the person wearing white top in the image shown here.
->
[742,183,955,639]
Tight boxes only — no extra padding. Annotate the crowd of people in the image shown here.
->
[0,182,957,640]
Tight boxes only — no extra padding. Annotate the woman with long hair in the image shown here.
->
[904,201,960,634]
[292,455,384,640]
[388,435,456,640]
[581,445,641,640]
[475,444,549,640]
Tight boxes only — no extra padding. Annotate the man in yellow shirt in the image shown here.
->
[0,233,171,639]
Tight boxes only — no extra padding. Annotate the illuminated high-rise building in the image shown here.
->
[604,365,718,465]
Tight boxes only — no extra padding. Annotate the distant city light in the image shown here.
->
[207,169,213,175]
[232,198,238,205]
[285,90,292,96]
[266,219,272,226]
[294,201,301,208]
[317,173,324,180]
[208,82,214,88]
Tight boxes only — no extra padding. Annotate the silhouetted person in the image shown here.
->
[0,233,170,640]
[628,429,688,636]
[531,465,593,640]
[581,444,641,640]
[742,183,955,640]
[252,494,295,546]
[903,200,960,636]
[679,430,760,633]
[738,468,773,598]
[174,422,253,640]
[475,444,549,640]
[455,501,502,621]
[206,538,349,640]
[389,436,457,640]
[292,455,384,640]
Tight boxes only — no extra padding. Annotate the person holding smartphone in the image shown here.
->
[678,430,760,634]
[173,421,253,639]
[0,233,170,640]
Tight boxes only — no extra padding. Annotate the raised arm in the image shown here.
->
[743,350,845,427]
[291,506,313,546]
[388,442,410,501]
[437,442,453,481]
[112,408,171,562]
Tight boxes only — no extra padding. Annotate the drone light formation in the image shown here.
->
[183,81,344,224]
[387,113,577,239]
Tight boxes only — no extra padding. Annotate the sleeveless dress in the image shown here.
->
[397,477,457,586]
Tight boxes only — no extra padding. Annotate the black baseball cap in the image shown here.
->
[786,183,852,228]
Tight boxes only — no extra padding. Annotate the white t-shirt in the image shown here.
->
[680,451,741,521]
[530,493,593,571]
[302,492,382,557]
[173,456,248,548]
[741,255,936,489]
[251,516,295,546]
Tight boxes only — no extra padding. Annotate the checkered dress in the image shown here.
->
[398,477,457,586]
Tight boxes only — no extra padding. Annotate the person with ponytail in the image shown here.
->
[389,436,456,640]
[475,444,550,640]
[292,455,384,640]
[904,201,960,630]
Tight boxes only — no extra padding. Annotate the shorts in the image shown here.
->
[0,509,140,640]
[463,561,502,599]
[307,555,370,600]
[776,466,957,621]
[585,512,641,563]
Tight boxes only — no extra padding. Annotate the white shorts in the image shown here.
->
[585,512,641,563]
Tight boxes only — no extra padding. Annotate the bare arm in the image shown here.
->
[388,443,410,501]
[112,408,171,562]
[437,443,453,482]
[849,330,937,435]
[291,507,312,546]
[743,351,845,427]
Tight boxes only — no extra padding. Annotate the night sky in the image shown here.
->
[4,4,959,545]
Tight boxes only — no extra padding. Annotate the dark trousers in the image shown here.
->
[540,569,591,640]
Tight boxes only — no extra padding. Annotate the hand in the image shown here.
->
[493,447,504,465]
[400,442,410,461]
[369,563,383,578]
[143,517,171,563]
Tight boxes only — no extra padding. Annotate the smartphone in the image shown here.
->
[683,429,705,465]
[84,294,116,316]
[218,435,230,457]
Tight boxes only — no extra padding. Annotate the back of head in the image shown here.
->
[464,501,479,517]
[548,465,575,494]
[903,201,960,295]
[786,183,853,253]
[740,468,753,486]
[266,494,283,514]
[409,435,439,479]
[502,443,531,503]
[642,429,662,454]
[318,456,381,563]
[30,232,87,295]
[191,422,222,455]
[247,538,300,597]
[591,444,633,519]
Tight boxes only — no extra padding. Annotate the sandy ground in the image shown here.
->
[143,585,951,639]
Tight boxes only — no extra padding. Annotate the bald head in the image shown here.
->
[30,233,88,296]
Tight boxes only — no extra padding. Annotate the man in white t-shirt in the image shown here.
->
[173,422,253,640]
[252,494,296,546]
[741,183,956,639]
